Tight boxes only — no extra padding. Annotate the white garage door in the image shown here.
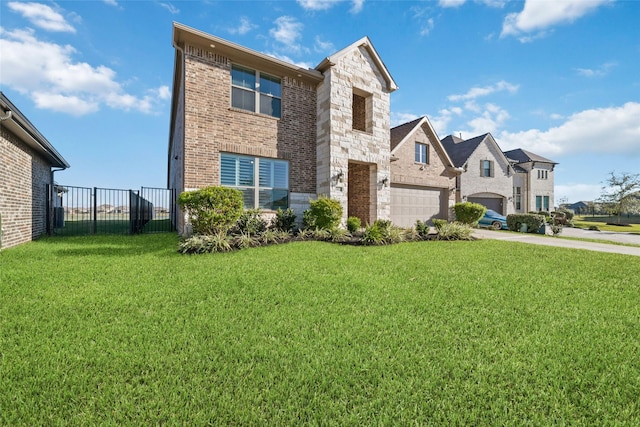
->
[391,184,445,228]
[467,196,503,214]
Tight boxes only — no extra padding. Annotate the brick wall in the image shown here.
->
[347,162,371,224]
[0,127,52,248]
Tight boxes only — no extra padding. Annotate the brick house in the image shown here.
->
[168,23,398,232]
[389,116,457,227]
[0,92,69,248]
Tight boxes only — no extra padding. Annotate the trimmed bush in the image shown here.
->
[303,197,343,230]
[177,186,243,235]
[453,202,486,225]
[506,213,545,233]
[271,208,297,233]
[346,216,361,233]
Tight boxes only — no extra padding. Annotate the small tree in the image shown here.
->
[598,171,640,225]
[303,196,343,230]
[177,186,244,234]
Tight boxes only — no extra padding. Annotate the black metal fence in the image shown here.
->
[47,185,176,236]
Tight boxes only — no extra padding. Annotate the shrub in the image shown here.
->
[362,223,385,246]
[271,208,297,233]
[415,220,431,238]
[346,216,361,233]
[507,214,545,233]
[303,197,343,230]
[233,232,260,249]
[177,187,243,235]
[435,221,474,241]
[589,225,600,231]
[235,209,268,236]
[178,232,233,254]
[432,219,447,231]
[557,207,575,221]
[327,227,350,243]
[453,202,486,225]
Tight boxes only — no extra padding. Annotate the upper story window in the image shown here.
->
[537,169,549,180]
[352,88,372,133]
[481,160,494,177]
[231,65,281,118]
[415,143,429,164]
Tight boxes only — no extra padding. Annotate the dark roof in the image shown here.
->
[0,92,69,169]
[390,116,423,151]
[440,133,489,167]
[503,148,556,164]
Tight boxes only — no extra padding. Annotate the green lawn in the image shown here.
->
[574,215,640,233]
[1,235,639,425]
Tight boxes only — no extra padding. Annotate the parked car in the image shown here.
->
[478,209,508,230]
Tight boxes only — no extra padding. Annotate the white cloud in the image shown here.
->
[269,16,304,52]
[7,2,76,33]
[264,52,314,70]
[0,27,167,116]
[297,0,364,12]
[159,2,179,15]
[575,62,617,77]
[501,0,611,40]
[229,17,256,35]
[439,0,466,7]
[391,112,420,128]
[498,102,640,157]
[420,18,435,36]
[314,36,334,53]
[103,0,118,6]
[448,80,519,102]
[465,103,510,135]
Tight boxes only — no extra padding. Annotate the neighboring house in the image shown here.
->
[0,92,69,248]
[440,133,515,215]
[168,23,397,232]
[503,148,557,213]
[389,116,457,227]
[562,201,591,215]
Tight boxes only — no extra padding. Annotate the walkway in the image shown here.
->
[472,228,640,257]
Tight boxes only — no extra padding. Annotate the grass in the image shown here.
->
[574,215,640,233]
[1,234,639,425]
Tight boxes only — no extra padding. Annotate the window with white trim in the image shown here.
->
[231,64,281,118]
[221,153,289,210]
[537,169,548,180]
[415,143,429,164]
[514,186,521,210]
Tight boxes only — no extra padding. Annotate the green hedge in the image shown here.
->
[506,213,545,233]
[177,186,244,235]
[454,202,486,225]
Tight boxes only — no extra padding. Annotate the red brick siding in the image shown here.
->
[348,162,371,224]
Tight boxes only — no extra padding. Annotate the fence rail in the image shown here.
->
[47,185,176,236]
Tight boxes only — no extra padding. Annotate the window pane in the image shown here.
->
[232,65,255,89]
[232,87,255,112]
[259,189,289,210]
[220,154,236,185]
[259,74,281,97]
[260,94,281,118]
[238,157,254,186]
[273,161,288,188]
[259,159,273,187]
[239,187,255,208]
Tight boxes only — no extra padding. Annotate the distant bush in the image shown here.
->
[303,197,343,230]
[454,202,486,225]
[589,225,600,231]
[507,214,545,233]
[177,186,243,235]
[346,216,361,233]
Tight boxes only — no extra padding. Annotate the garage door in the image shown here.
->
[468,196,503,213]
[391,184,445,228]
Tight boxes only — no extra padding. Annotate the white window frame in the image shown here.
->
[415,143,429,164]
[231,64,281,118]
[481,160,494,177]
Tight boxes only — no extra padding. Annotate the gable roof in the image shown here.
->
[390,116,454,167]
[503,148,557,165]
[0,92,69,169]
[440,133,489,168]
[316,36,398,92]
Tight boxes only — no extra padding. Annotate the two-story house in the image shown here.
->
[504,148,557,213]
[389,117,457,227]
[440,133,515,215]
[168,23,398,233]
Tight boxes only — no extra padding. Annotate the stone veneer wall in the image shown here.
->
[0,127,52,248]
[316,44,392,223]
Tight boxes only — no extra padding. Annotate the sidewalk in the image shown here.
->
[472,228,640,257]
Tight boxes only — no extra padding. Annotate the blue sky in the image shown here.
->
[1,0,638,204]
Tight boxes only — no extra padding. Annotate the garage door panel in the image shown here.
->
[467,197,503,213]
[391,185,446,228]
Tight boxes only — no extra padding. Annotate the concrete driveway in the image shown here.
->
[473,228,640,257]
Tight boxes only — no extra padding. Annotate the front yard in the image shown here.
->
[1,234,639,424]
